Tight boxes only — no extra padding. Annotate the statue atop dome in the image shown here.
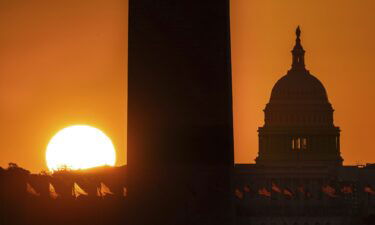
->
[291,26,306,71]
[296,25,301,38]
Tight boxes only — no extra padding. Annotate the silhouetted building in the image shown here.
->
[256,26,342,168]
[234,27,375,225]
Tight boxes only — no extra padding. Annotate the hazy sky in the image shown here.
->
[0,0,374,172]
[231,0,375,166]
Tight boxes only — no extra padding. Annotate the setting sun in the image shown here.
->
[46,125,116,171]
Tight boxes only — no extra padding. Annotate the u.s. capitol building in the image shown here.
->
[234,27,375,225]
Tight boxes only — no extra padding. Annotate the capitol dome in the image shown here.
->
[269,26,329,104]
[269,70,329,104]
[263,26,334,127]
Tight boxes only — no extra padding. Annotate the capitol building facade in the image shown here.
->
[234,27,375,225]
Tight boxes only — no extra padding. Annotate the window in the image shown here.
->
[292,138,295,150]
[292,137,308,150]
[297,138,301,149]
[302,138,307,149]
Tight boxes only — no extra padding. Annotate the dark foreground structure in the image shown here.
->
[127,0,234,225]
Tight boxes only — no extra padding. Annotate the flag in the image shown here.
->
[123,187,127,197]
[271,183,282,193]
[283,188,293,198]
[97,182,114,197]
[243,184,251,193]
[26,183,40,196]
[72,182,88,198]
[364,186,375,195]
[235,188,244,200]
[297,186,305,194]
[49,183,59,199]
[258,188,271,197]
[341,185,353,194]
[298,186,312,199]
[322,185,337,198]
[306,190,312,198]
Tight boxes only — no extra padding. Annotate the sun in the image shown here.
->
[46,125,116,171]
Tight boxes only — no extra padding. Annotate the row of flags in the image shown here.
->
[26,182,127,199]
[235,183,375,200]
[26,181,375,200]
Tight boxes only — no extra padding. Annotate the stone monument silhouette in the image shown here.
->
[127,0,234,224]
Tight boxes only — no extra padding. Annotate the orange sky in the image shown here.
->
[0,0,128,172]
[0,0,374,172]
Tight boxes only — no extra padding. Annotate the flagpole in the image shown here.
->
[72,183,75,199]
